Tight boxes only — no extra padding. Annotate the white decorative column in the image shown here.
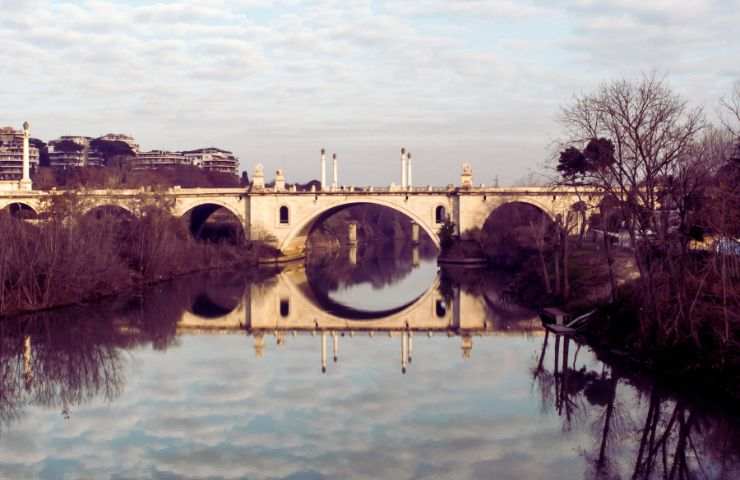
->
[320,148,326,190]
[20,121,32,191]
[407,152,413,189]
[400,147,407,189]
[332,331,339,362]
[408,332,413,363]
[23,335,33,387]
[275,169,285,191]
[401,331,408,374]
[332,153,338,190]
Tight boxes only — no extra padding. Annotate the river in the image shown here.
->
[0,246,738,479]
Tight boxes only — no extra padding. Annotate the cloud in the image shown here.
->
[0,0,737,185]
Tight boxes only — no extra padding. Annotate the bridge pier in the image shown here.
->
[411,222,419,245]
[348,222,357,246]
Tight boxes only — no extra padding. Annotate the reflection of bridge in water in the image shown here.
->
[176,266,542,372]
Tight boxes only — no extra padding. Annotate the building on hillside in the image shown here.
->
[98,133,140,154]
[0,126,39,179]
[48,136,104,168]
[133,150,192,170]
[182,148,239,175]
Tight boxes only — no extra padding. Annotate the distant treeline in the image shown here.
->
[32,164,244,190]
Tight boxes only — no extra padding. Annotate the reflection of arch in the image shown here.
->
[279,298,290,317]
[191,293,235,318]
[178,271,250,327]
[307,283,427,320]
[0,202,39,219]
[280,199,441,253]
[182,202,246,241]
[270,268,451,327]
[435,299,447,317]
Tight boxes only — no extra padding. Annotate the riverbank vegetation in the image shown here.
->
[0,192,261,317]
[440,76,740,397]
[553,76,740,395]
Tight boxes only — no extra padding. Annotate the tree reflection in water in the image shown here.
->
[0,294,184,433]
[533,332,740,479]
[306,240,437,294]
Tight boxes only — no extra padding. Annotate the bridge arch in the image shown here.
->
[182,201,246,243]
[488,199,557,223]
[279,198,441,255]
[82,204,136,220]
[0,201,39,219]
[80,203,135,218]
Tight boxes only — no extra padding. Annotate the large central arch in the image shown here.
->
[278,199,441,255]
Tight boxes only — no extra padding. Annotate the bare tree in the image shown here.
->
[558,74,706,339]
[720,81,740,138]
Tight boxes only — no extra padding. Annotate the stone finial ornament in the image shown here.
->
[252,163,265,189]
[460,163,473,189]
[275,168,286,191]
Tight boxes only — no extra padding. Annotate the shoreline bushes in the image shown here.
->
[0,193,257,317]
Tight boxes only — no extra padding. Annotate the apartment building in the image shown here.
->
[0,126,39,179]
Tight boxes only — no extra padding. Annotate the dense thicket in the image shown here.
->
[551,75,740,389]
[0,193,254,316]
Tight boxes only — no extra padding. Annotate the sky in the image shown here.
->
[1,0,738,186]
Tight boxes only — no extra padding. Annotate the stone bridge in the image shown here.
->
[1,164,600,258]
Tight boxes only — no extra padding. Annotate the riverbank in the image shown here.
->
[0,206,273,318]
[0,242,262,318]
[443,232,740,401]
[581,286,740,402]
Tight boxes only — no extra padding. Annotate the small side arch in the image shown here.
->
[182,202,246,243]
[0,202,39,219]
[82,204,136,220]
[434,205,447,224]
[80,203,135,218]
[278,205,290,225]
[486,199,557,224]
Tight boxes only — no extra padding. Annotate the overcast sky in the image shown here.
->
[1,0,738,186]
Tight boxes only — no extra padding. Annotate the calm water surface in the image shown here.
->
[1,248,738,479]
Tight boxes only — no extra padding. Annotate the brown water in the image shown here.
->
[0,250,738,479]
